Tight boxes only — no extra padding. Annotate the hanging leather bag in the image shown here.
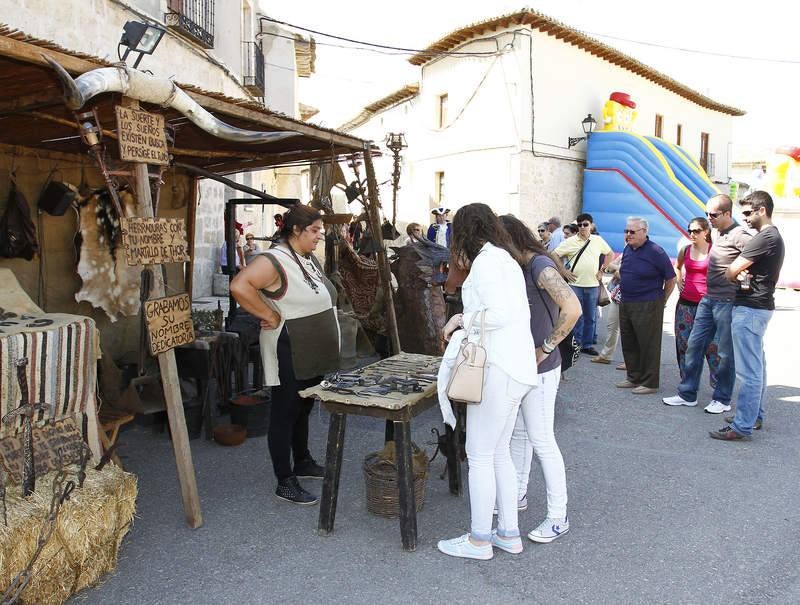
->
[38,169,77,216]
[0,176,39,260]
[446,310,487,404]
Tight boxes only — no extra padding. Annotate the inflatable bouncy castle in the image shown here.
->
[583,92,717,255]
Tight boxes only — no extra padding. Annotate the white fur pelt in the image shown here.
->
[75,190,142,321]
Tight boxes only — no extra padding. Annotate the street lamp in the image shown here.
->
[568,114,597,149]
[385,133,407,227]
[118,20,165,69]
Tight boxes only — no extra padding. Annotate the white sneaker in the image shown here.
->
[704,400,732,414]
[437,534,493,560]
[528,516,570,544]
[662,395,698,407]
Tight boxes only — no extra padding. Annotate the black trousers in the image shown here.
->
[268,328,319,480]
[619,299,665,389]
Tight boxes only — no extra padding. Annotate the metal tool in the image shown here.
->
[94,443,119,471]
[1,359,49,497]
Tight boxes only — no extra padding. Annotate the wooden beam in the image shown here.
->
[125,98,203,529]
[184,176,198,300]
[0,90,63,115]
[0,34,104,74]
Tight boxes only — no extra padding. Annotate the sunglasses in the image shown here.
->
[537,229,546,233]
[623,228,643,235]
[579,222,591,227]
[706,211,727,219]
[687,228,704,234]
[741,209,755,217]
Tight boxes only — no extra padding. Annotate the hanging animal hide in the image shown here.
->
[390,240,448,355]
[75,189,141,321]
[337,240,383,333]
[309,160,346,212]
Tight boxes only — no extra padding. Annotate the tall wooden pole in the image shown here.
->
[125,99,203,528]
[362,143,401,355]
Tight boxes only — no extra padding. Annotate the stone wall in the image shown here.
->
[191,180,226,298]
[518,152,584,228]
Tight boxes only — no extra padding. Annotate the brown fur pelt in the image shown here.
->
[75,190,142,321]
[390,243,447,355]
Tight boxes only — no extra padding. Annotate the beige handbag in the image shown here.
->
[446,311,487,404]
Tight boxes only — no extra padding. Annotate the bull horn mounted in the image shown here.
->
[43,56,300,144]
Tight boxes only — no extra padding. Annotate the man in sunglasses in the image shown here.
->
[545,216,564,251]
[709,191,784,441]
[554,213,614,356]
[616,217,676,394]
[663,194,752,413]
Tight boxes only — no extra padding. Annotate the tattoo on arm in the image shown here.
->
[536,266,576,346]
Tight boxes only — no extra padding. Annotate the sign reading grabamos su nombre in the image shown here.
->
[115,106,170,165]
[144,294,195,355]
[120,217,191,266]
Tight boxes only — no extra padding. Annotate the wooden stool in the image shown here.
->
[98,406,134,468]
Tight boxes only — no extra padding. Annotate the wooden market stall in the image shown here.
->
[0,26,381,538]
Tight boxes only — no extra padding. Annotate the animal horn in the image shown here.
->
[43,56,300,144]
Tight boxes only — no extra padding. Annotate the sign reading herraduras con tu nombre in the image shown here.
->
[144,294,195,355]
[115,105,170,165]
[0,417,84,483]
[120,217,191,266]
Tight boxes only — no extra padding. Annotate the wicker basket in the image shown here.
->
[363,442,428,518]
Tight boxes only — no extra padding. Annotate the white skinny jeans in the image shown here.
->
[466,363,533,541]
[509,366,568,519]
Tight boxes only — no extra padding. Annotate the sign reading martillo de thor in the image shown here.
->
[115,106,170,165]
[144,294,195,355]
[120,217,191,266]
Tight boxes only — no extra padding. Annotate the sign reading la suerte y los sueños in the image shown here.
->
[121,217,191,266]
[145,293,195,355]
[115,106,170,165]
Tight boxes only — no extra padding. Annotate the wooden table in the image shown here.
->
[300,352,459,551]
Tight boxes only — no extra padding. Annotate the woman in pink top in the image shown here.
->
[674,217,721,386]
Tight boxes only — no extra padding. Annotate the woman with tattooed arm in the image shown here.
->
[500,215,581,544]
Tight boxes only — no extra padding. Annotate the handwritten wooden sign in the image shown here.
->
[115,106,170,165]
[120,217,191,266]
[0,417,84,483]
[145,293,195,355]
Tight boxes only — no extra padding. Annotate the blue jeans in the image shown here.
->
[730,306,772,436]
[571,285,599,349]
[677,297,735,404]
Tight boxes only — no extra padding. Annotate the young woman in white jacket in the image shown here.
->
[437,203,539,560]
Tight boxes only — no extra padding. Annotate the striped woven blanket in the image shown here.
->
[0,312,99,435]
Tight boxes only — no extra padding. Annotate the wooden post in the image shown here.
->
[362,144,402,355]
[125,99,203,529]
[184,176,199,300]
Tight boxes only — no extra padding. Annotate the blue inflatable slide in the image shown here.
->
[582,131,718,255]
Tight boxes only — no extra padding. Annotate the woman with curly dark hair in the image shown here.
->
[436,203,538,560]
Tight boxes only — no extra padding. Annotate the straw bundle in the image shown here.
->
[0,464,137,604]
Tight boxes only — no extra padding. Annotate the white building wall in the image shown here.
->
[351,24,738,234]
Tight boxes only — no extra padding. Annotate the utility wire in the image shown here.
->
[263,14,800,65]
[259,15,496,57]
[588,31,800,65]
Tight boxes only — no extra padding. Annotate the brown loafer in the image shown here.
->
[724,414,763,430]
[631,386,657,395]
[615,380,637,388]
[590,356,611,364]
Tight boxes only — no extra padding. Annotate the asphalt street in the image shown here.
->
[75,290,800,605]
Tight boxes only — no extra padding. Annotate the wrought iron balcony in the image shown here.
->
[242,41,265,97]
[165,0,214,49]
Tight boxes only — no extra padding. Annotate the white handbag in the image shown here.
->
[446,311,487,405]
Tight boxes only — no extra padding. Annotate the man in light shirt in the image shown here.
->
[546,216,564,251]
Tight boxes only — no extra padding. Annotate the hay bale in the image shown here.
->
[0,464,137,604]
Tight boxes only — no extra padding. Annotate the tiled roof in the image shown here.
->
[339,84,420,131]
[408,8,745,116]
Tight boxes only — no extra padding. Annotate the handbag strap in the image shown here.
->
[462,309,486,347]
[565,237,591,270]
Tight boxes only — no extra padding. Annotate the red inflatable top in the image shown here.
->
[776,146,800,161]
[610,92,637,109]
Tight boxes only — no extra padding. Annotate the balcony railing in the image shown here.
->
[242,41,265,97]
[165,0,214,49]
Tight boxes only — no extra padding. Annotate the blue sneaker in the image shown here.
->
[437,534,493,560]
[490,530,523,554]
[527,516,569,543]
